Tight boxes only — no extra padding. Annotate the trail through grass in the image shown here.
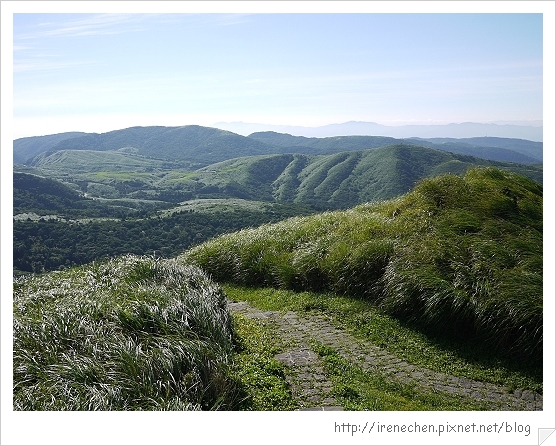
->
[224,285,542,394]
[14,167,543,411]
[182,168,543,364]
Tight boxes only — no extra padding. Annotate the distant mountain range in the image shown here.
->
[13,124,543,213]
[248,132,542,164]
[14,125,542,166]
[213,121,543,142]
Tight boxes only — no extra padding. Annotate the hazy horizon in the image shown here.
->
[12,119,544,142]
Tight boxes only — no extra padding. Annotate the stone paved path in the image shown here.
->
[228,301,542,411]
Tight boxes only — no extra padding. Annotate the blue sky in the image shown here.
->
[9,8,545,138]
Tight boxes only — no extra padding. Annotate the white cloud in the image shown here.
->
[16,14,151,41]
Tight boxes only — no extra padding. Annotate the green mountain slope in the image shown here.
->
[13,132,87,164]
[248,131,541,164]
[14,141,542,214]
[415,137,543,162]
[15,126,543,170]
[404,138,541,164]
[41,125,279,166]
[181,167,542,362]
[30,148,188,173]
[13,171,166,218]
[14,172,94,216]
[185,144,543,209]
[248,131,399,154]
[13,199,316,273]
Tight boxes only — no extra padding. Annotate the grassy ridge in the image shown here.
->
[45,125,276,166]
[30,149,186,174]
[13,255,237,410]
[181,167,542,362]
[188,145,543,209]
[19,143,543,211]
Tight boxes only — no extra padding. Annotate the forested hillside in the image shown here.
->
[13,201,316,274]
[14,172,167,218]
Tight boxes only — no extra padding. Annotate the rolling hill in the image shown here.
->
[248,132,542,164]
[30,126,278,167]
[12,131,87,164]
[405,137,542,164]
[13,171,169,218]
[14,172,91,215]
[246,132,400,155]
[29,148,188,173]
[414,136,543,161]
[176,144,543,209]
[15,142,543,212]
[14,125,543,169]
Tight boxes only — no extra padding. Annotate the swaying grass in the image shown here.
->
[13,255,238,410]
[181,167,542,363]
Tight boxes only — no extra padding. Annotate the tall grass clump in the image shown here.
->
[380,168,542,361]
[181,168,542,362]
[13,255,237,410]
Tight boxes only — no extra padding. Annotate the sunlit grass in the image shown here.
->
[309,340,492,411]
[15,167,542,411]
[228,314,298,410]
[13,255,237,410]
[181,167,542,363]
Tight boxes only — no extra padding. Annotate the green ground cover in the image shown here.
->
[13,167,542,411]
[224,285,541,393]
